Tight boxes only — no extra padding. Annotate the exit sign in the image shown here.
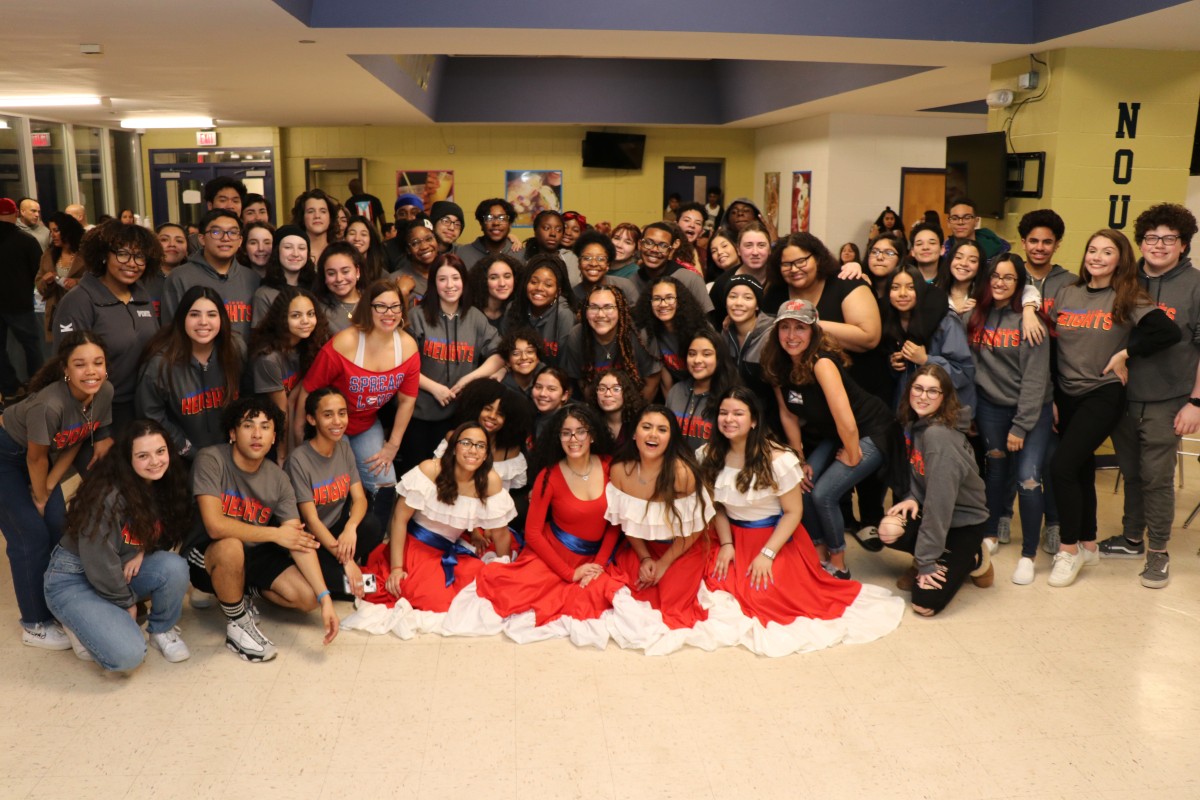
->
[196,130,217,147]
[30,132,50,147]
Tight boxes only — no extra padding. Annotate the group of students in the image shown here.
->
[1,177,1194,670]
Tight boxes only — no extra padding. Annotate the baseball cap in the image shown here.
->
[0,198,17,216]
[773,299,819,326]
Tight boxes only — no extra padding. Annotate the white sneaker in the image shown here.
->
[22,621,72,651]
[64,626,94,661]
[1048,550,1083,587]
[1011,557,1036,585]
[225,615,277,662]
[190,589,214,609]
[1079,545,1100,567]
[149,627,191,663]
[983,537,999,555]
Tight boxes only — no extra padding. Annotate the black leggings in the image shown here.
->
[317,506,385,600]
[886,517,986,615]
[1050,383,1125,546]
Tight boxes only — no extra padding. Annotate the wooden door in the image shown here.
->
[900,168,948,238]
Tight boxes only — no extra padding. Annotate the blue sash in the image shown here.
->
[549,519,602,556]
[407,520,478,587]
[727,514,782,530]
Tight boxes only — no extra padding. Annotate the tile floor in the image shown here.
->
[2,468,1199,799]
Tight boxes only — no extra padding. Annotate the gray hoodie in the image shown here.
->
[1129,255,1200,404]
[136,351,237,458]
[970,305,1052,437]
[905,409,988,575]
[161,253,260,341]
[58,489,145,608]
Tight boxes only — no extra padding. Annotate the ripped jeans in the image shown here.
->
[975,396,1054,558]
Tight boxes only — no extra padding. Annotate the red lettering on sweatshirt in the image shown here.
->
[1056,308,1113,331]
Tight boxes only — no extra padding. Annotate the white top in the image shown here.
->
[396,466,516,544]
[604,482,714,541]
[698,447,803,522]
[432,438,527,490]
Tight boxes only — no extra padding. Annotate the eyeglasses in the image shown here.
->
[484,214,510,223]
[580,256,609,265]
[1143,234,1181,246]
[990,274,1018,285]
[559,428,590,441]
[510,347,537,358]
[910,386,943,398]
[650,296,677,306]
[596,384,623,395]
[206,228,242,240]
[640,239,673,253]
[586,303,617,315]
[948,214,976,223]
[112,250,147,266]
[456,439,488,452]
[869,248,898,259]
[371,303,403,314]
[436,219,463,229]
[780,255,812,272]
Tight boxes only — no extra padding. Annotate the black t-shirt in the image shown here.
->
[781,353,893,447]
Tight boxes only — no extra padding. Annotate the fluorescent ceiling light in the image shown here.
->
[0,94,103,107]
[120,116,214,129]
[0,121,9,129]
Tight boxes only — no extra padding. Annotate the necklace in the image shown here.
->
[565,457,593,481]
[636,462,657,486]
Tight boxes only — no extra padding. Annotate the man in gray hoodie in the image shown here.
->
[161,209,260,342]
[1104,203,1200,589]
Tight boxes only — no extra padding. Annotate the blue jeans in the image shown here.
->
[348,418,397,493]
[0,427,67,625]
[975,396,1054,558]
[43,547,188,671]
[802,435,884,553]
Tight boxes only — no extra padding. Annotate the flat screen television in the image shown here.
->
[945,132,1007,218]
[582,131,646,170]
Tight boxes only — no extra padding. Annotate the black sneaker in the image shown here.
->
[850,526,884,553]
[1098,534,1144,559]
[1140,552,1169,589]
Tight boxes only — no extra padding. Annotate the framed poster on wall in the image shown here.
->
[791,171,812,233]
[396,170,455,208]
[763,172,781,235]
[505,169,563,227]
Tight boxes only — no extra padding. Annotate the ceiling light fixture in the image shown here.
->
[120,116,215,129]
[0,94,103,108]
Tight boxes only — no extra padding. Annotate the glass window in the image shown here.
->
[72,125,105,220]
[0,115,23,200]
[30,120,70,215]
[109,130,141,220]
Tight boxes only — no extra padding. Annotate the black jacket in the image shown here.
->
[0,221,43,313]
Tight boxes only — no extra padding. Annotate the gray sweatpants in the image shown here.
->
[1111,397,1186,551]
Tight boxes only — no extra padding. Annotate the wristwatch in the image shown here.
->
[760,547,777,561]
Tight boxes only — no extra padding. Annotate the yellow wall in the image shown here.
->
[141,124,756,230]
[279,125,756,228]
[990,48,1200,266]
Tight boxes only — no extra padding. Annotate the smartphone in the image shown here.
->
[343,573,378,594]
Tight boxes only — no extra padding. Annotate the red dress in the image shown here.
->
[604,482,714,630]
[474,461,622,626]
[362,466,517,613]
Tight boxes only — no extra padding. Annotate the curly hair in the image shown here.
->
[434,422,494,506]
[467,252,523,319]
[498,325,545,363]
[221,395,285,440]
[452,378,534,453]
[63,419,190,553]
[580,283,643,389]
[584,367,644,434]
[140,285,241,410]
[27,330,108,393]
[48,211,84,254]
[899,364,963,429]
[290,188,338,238]
[759,319,849,388]
[765,231,839,292]
[1075,229,1151,325]
[79,220,163,277]
[530,403,613,495]
[1017,208,1065,240]
[505,252,578,329]
[698,387,792,495]
[249,286,331,378]
[1134,202,1198,249]
[632,275,708,363]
